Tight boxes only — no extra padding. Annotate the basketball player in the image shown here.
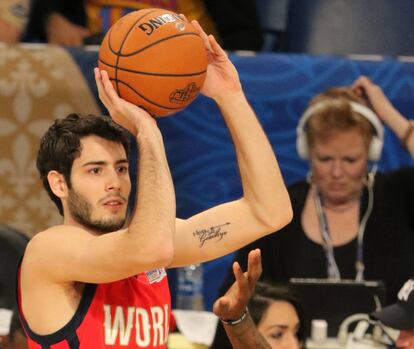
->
[17,20,292,348]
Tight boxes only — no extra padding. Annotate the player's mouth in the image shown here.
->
[102,196,127,208]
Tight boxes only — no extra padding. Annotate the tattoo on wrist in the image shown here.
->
[193,222,230,247]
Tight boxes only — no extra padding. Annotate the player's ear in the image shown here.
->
[47,171,68,198]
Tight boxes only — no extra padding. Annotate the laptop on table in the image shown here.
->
[289,278,386,338]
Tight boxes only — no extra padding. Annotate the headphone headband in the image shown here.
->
[296,101,384,161]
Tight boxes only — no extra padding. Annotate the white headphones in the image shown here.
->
[296,101,384,161]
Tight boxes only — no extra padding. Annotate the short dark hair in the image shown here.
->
[249,282,306,347]
[36,113,131,215]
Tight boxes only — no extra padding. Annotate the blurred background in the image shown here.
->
[1,0,414,316]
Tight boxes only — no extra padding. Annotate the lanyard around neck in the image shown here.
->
[314,190,366,281]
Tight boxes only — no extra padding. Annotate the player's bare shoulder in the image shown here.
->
[22,225,91,278]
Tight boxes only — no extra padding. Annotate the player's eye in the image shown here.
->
[88,167,102,174]
[117,166,128,173]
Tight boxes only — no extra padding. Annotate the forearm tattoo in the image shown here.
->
[192,222,230,247]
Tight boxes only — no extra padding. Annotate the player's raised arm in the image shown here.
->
[22,68,176,286]
[171,22,292,267]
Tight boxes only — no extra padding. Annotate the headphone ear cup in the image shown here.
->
[368,136,383,161]
[297,132,309,159]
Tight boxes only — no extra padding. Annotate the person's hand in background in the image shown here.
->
[46,13,89,46]
[213,249,272,349]
[0,19,21,43]
[213,249,261,321]
[352,75,414,155]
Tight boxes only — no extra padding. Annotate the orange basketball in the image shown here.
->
[98,8,208,117]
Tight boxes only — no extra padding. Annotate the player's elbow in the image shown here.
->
[125,230,174,271]
[252,194,293,233]
[150,240,174,268]
[129,241,174,271]
[277,200,293,228]
[160,244,175,267]
[265,204,293,233]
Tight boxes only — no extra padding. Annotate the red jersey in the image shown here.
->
[18,268,171,349]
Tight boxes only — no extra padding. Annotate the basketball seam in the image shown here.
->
[113,78,185,110]
[98,58,207,77]
[114,32,203,57]
[112,9,160,97]
[101,9,206,115]
[108,9,160,55]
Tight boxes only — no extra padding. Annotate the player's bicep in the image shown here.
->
[171,199,266,267]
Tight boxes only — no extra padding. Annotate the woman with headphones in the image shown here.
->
[219,76,414,307]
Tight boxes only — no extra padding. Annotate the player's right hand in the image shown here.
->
[94,68,158,138]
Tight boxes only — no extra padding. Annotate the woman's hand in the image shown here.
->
[352,75,414,156]
[352,75,398,123]
[46,13,90,47]
[213,249,262,321]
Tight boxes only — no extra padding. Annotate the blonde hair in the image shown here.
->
[305,87,374,150]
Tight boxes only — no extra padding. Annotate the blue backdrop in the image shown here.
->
[69,49,414,310]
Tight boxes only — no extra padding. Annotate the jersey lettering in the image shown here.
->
[104,304,169,347]
[104,305,135,345]
[150,307,163,346]
[136,308,150,347]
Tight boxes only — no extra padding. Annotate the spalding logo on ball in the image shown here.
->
[98,8,208,117]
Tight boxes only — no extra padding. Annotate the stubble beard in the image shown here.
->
[68,189,126,233]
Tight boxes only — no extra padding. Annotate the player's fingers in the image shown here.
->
[94,67,102,88]
[95,69,123,118]
[179,13,188,22]
[208,34,227,58]
[191,19,212,52]
[94,68,111,106]
[100,70,121,106]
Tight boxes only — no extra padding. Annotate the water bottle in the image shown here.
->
[176,264,204,310]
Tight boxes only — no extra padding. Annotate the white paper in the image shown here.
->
[172,310,218,346]
[0,308,13,336]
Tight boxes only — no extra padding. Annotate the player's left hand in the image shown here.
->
[191,20,242,99]
[213,249,262,321]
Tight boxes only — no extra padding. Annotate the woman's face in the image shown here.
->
[257,300,301,349]
[309,129,369,205]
